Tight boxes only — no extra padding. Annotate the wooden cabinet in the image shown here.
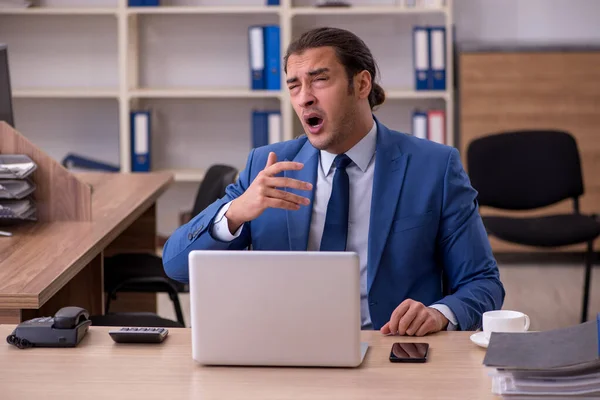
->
[457,47,600,252]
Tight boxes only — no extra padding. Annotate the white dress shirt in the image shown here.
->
[211,119,457,330]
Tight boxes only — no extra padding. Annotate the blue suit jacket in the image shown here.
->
[162,119,505,331]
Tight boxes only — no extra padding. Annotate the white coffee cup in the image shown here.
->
[483,310,530,340]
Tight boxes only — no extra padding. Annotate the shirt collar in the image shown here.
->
[320,118,377,176]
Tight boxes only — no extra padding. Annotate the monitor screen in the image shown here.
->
[0,44,14,127]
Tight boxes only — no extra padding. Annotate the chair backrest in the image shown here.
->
[466,130,584,210]
[191,164,238,217]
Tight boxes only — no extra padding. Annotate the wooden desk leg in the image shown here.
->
[103,204,158,314]
[17,253,104,322]
[0,310,22,324]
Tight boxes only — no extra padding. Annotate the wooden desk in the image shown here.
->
[0,172,173,324]
[0,326,497,400]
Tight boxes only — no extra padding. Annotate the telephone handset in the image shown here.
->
[6,306,91,349]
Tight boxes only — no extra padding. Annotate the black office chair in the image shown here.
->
[466,130,600,323]
[94,164,239,328]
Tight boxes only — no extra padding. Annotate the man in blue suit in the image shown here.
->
[163,27,504,335]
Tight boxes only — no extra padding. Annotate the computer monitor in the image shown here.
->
[0,44,15,127]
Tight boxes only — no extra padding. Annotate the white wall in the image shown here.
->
[454,0,600,45]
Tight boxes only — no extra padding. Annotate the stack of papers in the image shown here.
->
[483,316,600,398]
[0,155,38,222]
[0,179,35,199]
[0,198,36,220]
[0,155,37,179]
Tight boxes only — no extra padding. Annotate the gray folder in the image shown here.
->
[483,320,599,371]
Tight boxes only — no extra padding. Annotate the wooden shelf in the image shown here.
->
[12,88,119,99]
[127,6,280,15]
[129,88,281,99]
[0,8,117,15]
[386,90,449,100]
[290,6,447,16]
[128,89,446,101]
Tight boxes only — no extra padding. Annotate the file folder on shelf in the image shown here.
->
[252,110,281,148]
[264,25,281,91]
[413,26,430,91]
[267,0,280,5]
[412,110,428,139]
[427,110,445,144]
[248,26,266,90]
[268,112,282,145]
[0,154,37,179]
[128,0,159,6]
[62,153,120,172]
[130,111,151,172]
[430,26,446,90]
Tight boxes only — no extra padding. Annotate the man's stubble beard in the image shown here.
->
[311,98,358,153]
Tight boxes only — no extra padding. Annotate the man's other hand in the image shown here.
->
[225,152,313,233]
[380,299,449,337]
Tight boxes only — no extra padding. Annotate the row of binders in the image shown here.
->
[412,109,446,145]
[413,26,447,91]
[128,0,279,5]
[249,25,281,91]
[62,108,284,174]
[0,154,37,222]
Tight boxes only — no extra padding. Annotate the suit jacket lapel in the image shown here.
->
[285,139,319,250]
[367,122,408,292]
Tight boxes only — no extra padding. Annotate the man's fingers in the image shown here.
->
[264,188,310,206]
[405,310,428,336]
[388,300,412,334]
[265,161,304,176]
[264,198,301,211]
[397,304,420,335]
[415,318,437,337]
[380,322,391,335]
[265,152,277,169]
[267,177,313,191]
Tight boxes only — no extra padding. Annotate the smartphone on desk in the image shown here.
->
[389,342,429,363]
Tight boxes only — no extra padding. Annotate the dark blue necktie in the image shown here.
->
[320,154,352,251]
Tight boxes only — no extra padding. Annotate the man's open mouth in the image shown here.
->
[304,113,324,133]
[306,116,323,127]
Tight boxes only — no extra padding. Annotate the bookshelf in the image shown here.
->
[127,5,280,14]
[1,0,453,235]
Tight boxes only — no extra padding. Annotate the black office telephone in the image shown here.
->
[6,306,91,349]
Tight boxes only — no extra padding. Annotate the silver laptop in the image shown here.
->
[188,250,368,367]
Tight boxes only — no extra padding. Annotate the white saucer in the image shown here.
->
[470,331,489,348]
